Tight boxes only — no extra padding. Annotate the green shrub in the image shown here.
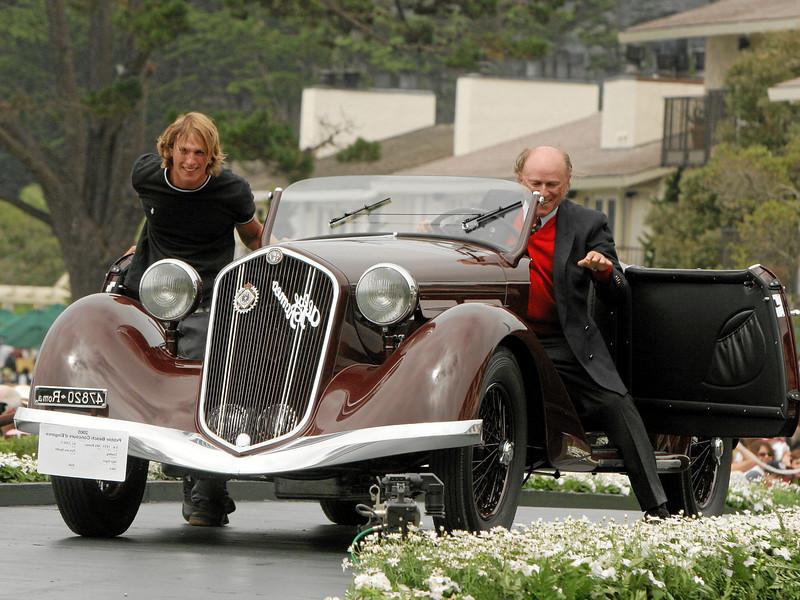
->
[336,138,381,163]
[0,434,39,458]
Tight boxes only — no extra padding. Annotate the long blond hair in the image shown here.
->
[157,112,225,176]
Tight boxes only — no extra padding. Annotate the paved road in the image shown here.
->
[1,500,639,600]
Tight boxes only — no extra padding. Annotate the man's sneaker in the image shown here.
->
[183,478,236,527]
[188,507,230,527]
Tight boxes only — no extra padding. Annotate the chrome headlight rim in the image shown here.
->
[139,258,202,322]
[356,263,418,327]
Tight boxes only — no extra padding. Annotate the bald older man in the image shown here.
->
[515,146,669,520]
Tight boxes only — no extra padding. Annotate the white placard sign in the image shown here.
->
[38,423,129,482]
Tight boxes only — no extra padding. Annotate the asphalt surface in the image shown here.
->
[0,498,639,600]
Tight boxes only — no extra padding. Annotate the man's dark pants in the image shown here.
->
[539,334,667,511]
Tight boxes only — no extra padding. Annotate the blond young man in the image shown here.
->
[125,112,263,527]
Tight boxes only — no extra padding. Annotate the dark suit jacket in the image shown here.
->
[551,199,628,395]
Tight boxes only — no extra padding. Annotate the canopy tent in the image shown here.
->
[0,304,66,349]
[0,309,14,327]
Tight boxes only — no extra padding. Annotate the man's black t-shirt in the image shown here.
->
[125,153,256,304]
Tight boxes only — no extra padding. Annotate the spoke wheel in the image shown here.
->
[432,347,526,532]
[661,436,731,517]
[473,383,514,519]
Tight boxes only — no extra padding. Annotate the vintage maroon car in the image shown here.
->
[15,175,800,537]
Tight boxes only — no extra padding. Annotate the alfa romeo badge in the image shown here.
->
[233,283,259,314]
[266,247,283,265]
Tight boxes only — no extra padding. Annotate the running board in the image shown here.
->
[592,451,690,473]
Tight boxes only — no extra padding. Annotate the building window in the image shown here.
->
[590,198,616,234]
[607,199,616,235]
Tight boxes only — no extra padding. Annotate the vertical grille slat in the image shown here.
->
[198,249,338,450]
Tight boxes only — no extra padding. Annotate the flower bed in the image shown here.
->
[523,471,800,512]
[523,472,631,496]
[0,436,47,483]
[343,509,800,599]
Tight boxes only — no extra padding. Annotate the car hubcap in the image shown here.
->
[711,437,724,462]
[499,440,514,466]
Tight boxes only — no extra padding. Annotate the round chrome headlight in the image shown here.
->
[139,259,202,321]
[356,263,418,326]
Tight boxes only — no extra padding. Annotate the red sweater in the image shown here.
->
[527,215,559,334]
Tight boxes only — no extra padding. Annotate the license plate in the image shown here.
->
[34,386,108,408]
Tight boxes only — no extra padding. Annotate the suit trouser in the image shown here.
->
[539,335,667,511]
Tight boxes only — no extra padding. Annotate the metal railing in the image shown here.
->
[617,246,647,266]
[661,90,726,167]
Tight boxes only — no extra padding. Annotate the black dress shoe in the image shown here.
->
[643,503,671,522]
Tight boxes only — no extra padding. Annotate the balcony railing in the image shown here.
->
[617,246,648,267]
[661,90,726,167]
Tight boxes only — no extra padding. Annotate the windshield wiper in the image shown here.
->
[461,201,522,233]
[329,197,392,228]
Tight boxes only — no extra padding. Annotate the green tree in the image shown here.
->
[647,32,800,298]
[0,0,189,300]
[647,144,798,282]
[0,0,619,300]
[0,185,64,286]
[720,31,800,151]
[0,1,321,299]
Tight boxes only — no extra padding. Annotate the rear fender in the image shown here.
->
[31,294,201,432]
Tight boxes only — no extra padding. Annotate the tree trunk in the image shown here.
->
[0,0,151,302]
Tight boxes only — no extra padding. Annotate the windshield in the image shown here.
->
[272,175,532,251]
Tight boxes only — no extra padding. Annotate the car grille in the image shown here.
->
[199,248,338,451]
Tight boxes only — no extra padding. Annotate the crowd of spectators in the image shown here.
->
[0,336,33,437]
[732,434,800,486]
[0,337,34,386]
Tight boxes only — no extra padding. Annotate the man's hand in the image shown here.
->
[577,250,612,273]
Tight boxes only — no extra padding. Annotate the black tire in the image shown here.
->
[431,347,527,532]
[51,456,149,537]
[319,499,369,526]
[660,436,732,517]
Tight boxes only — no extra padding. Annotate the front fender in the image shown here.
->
[311,303,519,434]
[310,302,592,469]
[31,294,201,432]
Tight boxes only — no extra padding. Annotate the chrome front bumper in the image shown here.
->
[15,407,482,476]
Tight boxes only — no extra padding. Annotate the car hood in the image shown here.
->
[278,236,508,286]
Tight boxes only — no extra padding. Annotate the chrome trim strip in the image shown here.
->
[15,407,482,476]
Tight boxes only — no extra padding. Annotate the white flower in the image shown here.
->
[354,571,392,591]
[590,562,616,580]
[426,574,460,599]
[743,556,756,568]
[647,571,665,589]
[774,547,791,560]
[508,560,540,576]
[693,575,705,586]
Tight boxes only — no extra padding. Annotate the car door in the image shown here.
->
[623,265,799,438]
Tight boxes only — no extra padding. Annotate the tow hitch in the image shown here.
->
[358,473,445,536]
